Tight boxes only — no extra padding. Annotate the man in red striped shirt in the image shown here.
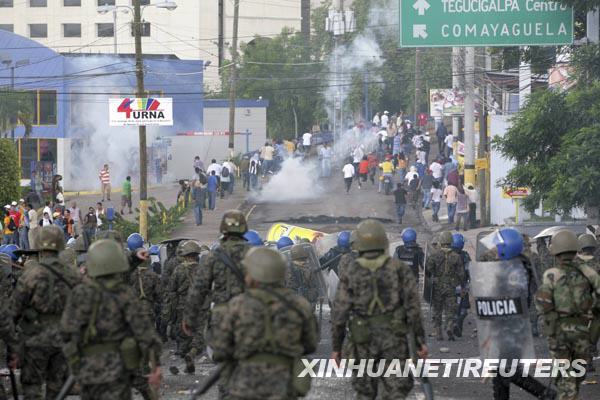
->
[99,164,111,201]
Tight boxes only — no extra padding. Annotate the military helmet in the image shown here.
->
[578,233,597,250]
[38,225,65,252]
[439,231,453,246]
[86,239,129,278]
[242,247,286,284]
[199,244,210,253]
[220,210,248,235]
[276,236,294,250]
[97,230,124,243]
[354,219,389,252]
[290,244,309,261]
[549,230,579,256]
[127,233,144,251]
[178,240,202,256]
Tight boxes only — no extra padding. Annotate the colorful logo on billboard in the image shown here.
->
[109,97,173,126]
[117,98,162,119]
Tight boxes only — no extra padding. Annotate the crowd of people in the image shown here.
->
[333,110,478,230]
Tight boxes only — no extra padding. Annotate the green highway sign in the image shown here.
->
[399,0,573,47]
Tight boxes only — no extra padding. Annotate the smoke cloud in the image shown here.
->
[252,157,323,203]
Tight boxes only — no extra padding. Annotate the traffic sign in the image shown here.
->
[399,0,573,47]
[502,187,530,199]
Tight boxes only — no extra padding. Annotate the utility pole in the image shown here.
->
[10,65,14,141]
[414,48,421,123]
[451,47,462,139]
[478,48,489,226]
[133,0,148,240]
[227,0,239,151]
[463,47,475,187]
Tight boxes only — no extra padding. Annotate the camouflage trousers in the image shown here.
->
[20,345,69,400]
[348,334,414,399]
[548,329,593,400]
[81,377,131,400]
[173,308,193,357]
[189,311,209,359]
[432,286,458,334]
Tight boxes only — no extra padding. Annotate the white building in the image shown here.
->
[0,0,302,86]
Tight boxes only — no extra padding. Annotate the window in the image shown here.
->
[29,0,47,6]
[97,23,114,37]
[98,0,115,5]
[29,24,48,38]
[64,0,81,6]
[0,24,13,32]
[63,23,81,38]
[38,91,57,125]
[130,22,150,37]
[0,0,13,8]
[139,0,150,5]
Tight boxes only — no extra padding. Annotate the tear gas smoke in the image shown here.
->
[252,157,323,203]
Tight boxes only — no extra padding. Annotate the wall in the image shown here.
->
[489,115,530,225]
[0,1,301,87]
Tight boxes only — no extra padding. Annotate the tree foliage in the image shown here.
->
[0,139,21,205]
[494,83,600,214]
[0,89,34,138]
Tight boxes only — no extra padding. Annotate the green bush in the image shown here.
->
[0,140,21,206]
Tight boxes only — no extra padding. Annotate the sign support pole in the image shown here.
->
[451,47,461,140]
[464,46,476,186]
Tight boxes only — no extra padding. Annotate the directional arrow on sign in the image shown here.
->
[413,24,428,39]
[413,0,430,16]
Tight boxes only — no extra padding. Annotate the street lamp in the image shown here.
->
[97,0,177,240]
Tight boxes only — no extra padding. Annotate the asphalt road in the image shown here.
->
[142,169,600,399]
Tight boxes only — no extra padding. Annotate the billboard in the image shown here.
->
[430,88,465,117]
[109,97,173,126]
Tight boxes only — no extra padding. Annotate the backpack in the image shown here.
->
[7,218,16,231]
[421,140,430,152]
[221,166,230,178]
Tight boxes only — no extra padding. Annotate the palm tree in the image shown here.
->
[0,89,34,138]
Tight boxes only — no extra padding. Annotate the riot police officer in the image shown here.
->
[288,244,322,311]
[319,231,352,275]
[394,228,424,279]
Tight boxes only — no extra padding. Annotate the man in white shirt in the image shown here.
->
[429,159,443,183]
[221,159,237,195]
[372,112,381,127]
[444,132,454,157]
[42,201,53,222]
[381,111,389,128]
[206,159,223,177]
[302,132,312,154]
[319,143,333,177]
[342,162,355,194]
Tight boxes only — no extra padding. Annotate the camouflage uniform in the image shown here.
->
[60,239,162,400]
[537,238,554,274]
[332,255,425,399]
[287,260,321,309]
[210,247,318,400]
[426,247,464,338]
[160,255,180,338]
[12,255,79,399]
[184,237,249,342]
[337,251,358,279]
[211,287,318,399]
[536,231,600,400]
[0,261,18,400]
[166,259,198,359]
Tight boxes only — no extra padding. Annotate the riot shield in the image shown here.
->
[280,243,327,300]
[470,260,535,360]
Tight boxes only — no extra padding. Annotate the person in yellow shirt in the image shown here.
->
[378,155,395,193]
[3,209,14,245]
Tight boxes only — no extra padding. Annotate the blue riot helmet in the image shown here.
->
[496,228,524,260]
[451,233,465,251]
[3,244,19,261]
[276,236,294,250]
[244,230,263,247]
[127,233,145,251]
[337,231,351,250]
[149,245,160,256]
[401,228,417,244]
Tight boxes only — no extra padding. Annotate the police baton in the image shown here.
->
[190,362,227,399]
[54,374,76,400]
